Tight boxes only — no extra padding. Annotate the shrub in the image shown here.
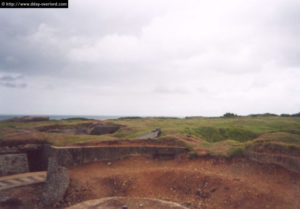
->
[291,112,300,117]
[118,116,142,120]
[223,113,238,118]
[185,144,195,152]
[249,113,278,117]
[280,114,290,117]
[227,147,245,157]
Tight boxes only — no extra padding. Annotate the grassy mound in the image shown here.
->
[183,126,257,142]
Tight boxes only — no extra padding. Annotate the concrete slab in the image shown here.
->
[0,171,46,191]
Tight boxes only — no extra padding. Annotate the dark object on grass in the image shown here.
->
[136,128,161,139]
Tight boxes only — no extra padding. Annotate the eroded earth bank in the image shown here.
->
[1,154,299,209]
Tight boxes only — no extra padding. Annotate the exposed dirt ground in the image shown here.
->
[0,183,43,209]
[64,156,300,209]
[1,155,299,209]
[67,197,189,209]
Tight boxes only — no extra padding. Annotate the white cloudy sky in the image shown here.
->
[0,0,299,116]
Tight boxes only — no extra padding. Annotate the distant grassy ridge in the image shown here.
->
[110,116,300,143]
[0,119,103,146]
[0,116,299,157]
[109,116,300,156]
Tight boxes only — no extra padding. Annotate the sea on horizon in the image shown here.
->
[0,115,121,121]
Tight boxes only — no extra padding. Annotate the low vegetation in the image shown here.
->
[183,126,257,142]
[0,115,299,156]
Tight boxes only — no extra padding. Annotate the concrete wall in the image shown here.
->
[49,146,188,167]
[0,153,29,176]
[0,145,187,176]
[0,144,49,176]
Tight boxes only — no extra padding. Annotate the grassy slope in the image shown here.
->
[0,116,299,155]
[109,116,300,156]
[0,119,104,146]
[110,116,300,141]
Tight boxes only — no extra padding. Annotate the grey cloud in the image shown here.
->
[0,4,156,78]
[272,2,300,30]
[0,75,20,81]
[0,82,27,88]
[153,86,189,94]
[197,87,208,93]
[0,29,68,76]
[0,0,299,115]
[0,74,26,88]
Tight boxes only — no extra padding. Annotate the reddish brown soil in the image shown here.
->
[68,197,188,209]
[1,156,299,209]
[63,156,300,209]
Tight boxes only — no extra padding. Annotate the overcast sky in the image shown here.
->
[0,0,299,116]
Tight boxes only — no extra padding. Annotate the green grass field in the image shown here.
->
[108,116,300,156]
[109,116,300,142]
[0,116,299,156]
